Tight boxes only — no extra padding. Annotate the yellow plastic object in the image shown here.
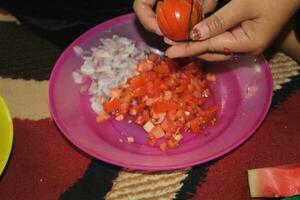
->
[0,96,13,175]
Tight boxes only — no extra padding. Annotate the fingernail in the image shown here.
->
[190,24,209,40]
[190,28,201,40]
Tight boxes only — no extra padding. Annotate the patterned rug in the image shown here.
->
[0,10,300,200]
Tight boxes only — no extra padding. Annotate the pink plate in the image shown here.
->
[49,13,273,171]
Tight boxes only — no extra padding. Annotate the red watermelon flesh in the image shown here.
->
[248,163,300,198]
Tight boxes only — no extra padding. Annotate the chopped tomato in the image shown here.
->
[148,53,160,63]
[159,141,168,152]
[190,118,201,133]
[148,138,157,146]
[183,61,201,75]
[154,61,171,74]
[199,105,218,117]
[167,139,178,149]
[153,102,179,114]
[150,125,165,139]
[132,87,147,97]
[104,98,121,113]
[130,76,146,89]
[137,60,153,72]
[100,53,218,151]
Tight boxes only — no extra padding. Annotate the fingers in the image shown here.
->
[190,0,252,40]
[133,0,163,35]
[164,37,181,45]
[198,53,232,61]
[202,0,218,14]
[166,30,253,58]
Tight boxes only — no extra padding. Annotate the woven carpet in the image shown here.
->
[0,10,300,200]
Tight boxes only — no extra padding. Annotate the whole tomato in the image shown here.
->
[156,0,203,41]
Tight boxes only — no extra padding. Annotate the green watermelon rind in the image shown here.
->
[283,196,300,200]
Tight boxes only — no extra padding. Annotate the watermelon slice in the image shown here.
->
[248,163,300,198]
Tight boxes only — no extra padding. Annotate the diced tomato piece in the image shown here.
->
[153,102,179,114]
[159,141,168,151]
[141,110,150,123]
[145,97,155,106]
[135,115,143,125]
[164,57,177,72]
[166,110,177,121]
[175,83,188,93]
[183,61,201,75]
[154,61,171,74]
[164,76,177,87]
[148,53,160,63]
[167,139,178,149]
[165,131,172,139]
[119,102,130,115]
[160,118,170,131]
[206,73,216,82]
[121,93,132,103]
[150,125,165,139]
[137,60,154,72]
[132,87,147,97]
[159,83,168,91]
[145,71,158,81]
[190,118,201,133]
[130,76,146,89]
[182,92,192,103]
[148,138,157,146]
[130,103,145,115]
[175,110,184,118]
[151,79,162,94]
[129,108,137,116]
[163,90,172,101]
[104,98,121,113]
[199,105,218,117]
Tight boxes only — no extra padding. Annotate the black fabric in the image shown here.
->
[174,162,212,200]
[1,0,134,48]
[0,22,61,80]
[59,159,121,200]
[271,73,300,108]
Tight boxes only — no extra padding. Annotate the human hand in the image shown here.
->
[165,0,300,61]
[133,0,219,36]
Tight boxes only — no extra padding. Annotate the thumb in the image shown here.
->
[190,0,251,40]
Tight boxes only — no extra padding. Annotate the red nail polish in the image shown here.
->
[223,47,231,55]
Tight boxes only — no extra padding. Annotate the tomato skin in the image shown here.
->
[156,1,175,40]
[156,0,202,41]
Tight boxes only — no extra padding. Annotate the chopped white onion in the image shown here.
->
[72,35,149,113]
